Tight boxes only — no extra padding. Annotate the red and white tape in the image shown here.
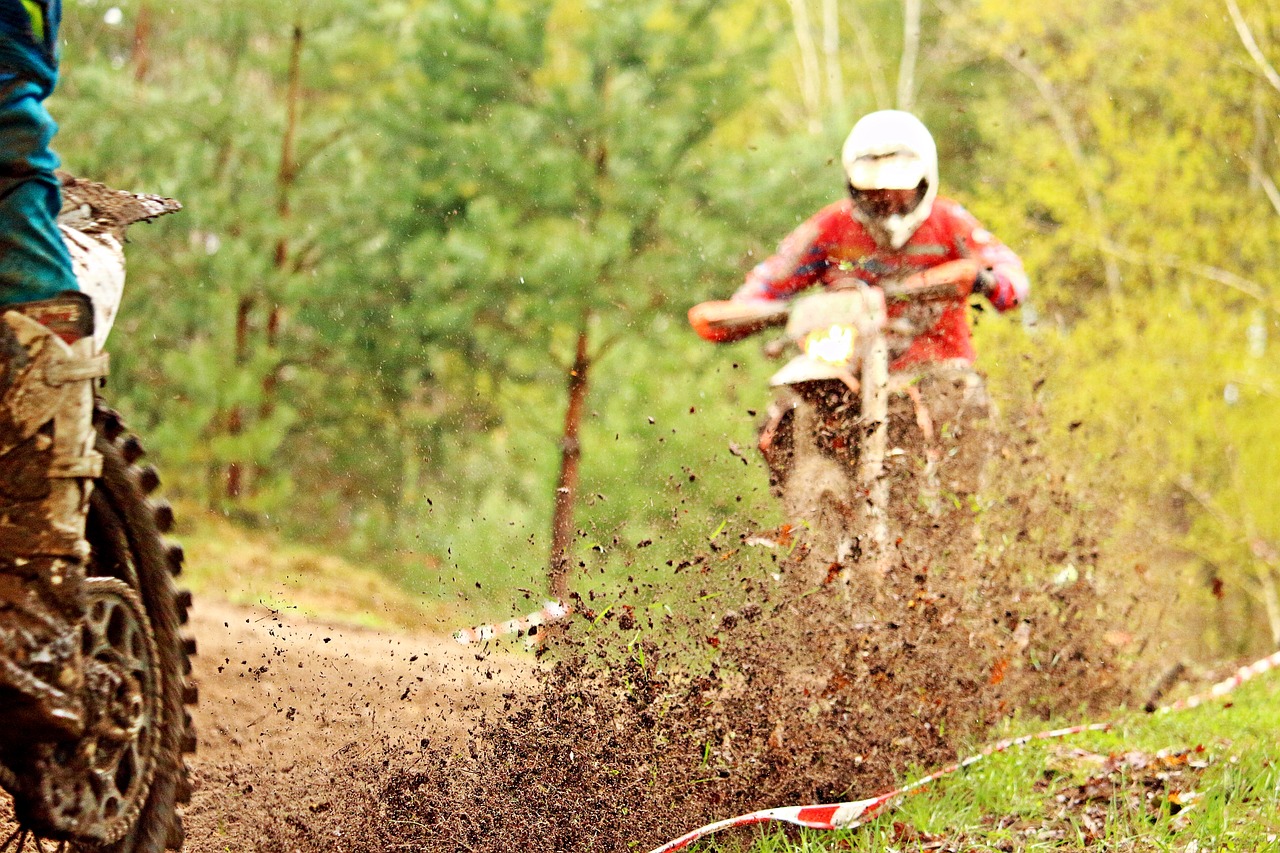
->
[646,723,1110,853]
[1161,649,1280,711]
[452,600,571,646]
[647,649,1280,853]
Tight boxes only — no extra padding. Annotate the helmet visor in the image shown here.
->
[850,183,927,219]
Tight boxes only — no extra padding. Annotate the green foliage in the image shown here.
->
[56,0,389,514]
[46,0,1280,650]
[952,0,1280,652]
[50,0,802,605]
[337,0,791,583]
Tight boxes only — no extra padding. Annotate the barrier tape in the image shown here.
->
[646,723,1109,853]
[1161,649,1280,712]
[646,649,1280,853]
[453,600,571,646]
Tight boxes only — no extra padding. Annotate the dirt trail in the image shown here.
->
[181,599,533,852]
[173,397,1142,853]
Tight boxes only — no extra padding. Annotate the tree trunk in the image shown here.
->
[225,295,254,502]
[548,323,592,602]
[226,408,244,501]
[260,305,282,421]
[263,24,303,423]
[275,24,303,271]
[896,0,921,111]
[224,24,303,503]
[787,0,823,133]
[132,3,152,82]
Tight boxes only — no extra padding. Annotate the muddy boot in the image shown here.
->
[0,293,107,741]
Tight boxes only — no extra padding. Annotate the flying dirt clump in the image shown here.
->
[255,426,1141,853]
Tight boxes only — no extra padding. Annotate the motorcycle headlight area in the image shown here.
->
[802,324,857,366]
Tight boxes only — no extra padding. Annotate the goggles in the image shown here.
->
[850,183,926,219]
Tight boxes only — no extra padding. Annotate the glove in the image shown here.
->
[973,268,997,297]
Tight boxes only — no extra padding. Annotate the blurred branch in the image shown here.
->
[1227,375,1278,397]
[1098,238,1277,311]
[787,0,824,133]
[845,3,892,109]
[1225,0,1280,95]
[765,89,808,130]
[822,0,845,117]
[1240,152,1280,219]
[897,0,922,111]
[294,126,353,181]
[933,0,1121,298]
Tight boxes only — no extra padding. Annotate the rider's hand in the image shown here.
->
[973,268,997,297]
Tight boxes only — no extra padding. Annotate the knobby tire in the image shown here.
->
[2,404,197,852]
[87,403,196,853]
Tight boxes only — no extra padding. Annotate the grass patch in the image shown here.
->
[172,502,461,632]
[694,672,1280,851]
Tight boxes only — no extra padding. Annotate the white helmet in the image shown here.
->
[841,110,938,249]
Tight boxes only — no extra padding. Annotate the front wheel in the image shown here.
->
[2,405,196,852]
[776,396,861,577]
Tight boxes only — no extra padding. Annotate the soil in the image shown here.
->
[180,600,534,850]
[171,390,1147,853]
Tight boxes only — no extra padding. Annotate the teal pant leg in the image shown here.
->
[0,0,77,307]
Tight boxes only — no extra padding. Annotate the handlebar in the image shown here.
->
[688,299,789,343]
[689,259,983,344]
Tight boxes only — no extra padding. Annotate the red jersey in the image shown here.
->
[733,197,1028,369]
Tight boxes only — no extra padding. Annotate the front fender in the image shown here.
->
[769,354,860,390]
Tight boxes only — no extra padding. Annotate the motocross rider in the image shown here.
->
[691,109,1027,360]
[689,110,1027,512]
[0,0,105,740]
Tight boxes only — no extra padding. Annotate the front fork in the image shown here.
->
[857,306,890,569]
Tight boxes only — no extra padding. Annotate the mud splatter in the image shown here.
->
[240,435,1136,852]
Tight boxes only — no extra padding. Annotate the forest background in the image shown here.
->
[50,0,1280,655]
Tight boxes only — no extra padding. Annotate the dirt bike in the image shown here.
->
[690,261,988,573]
[0,176,196,852]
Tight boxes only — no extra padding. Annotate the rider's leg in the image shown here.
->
[0,0,77,306]
[0,0,98,740]
[0,298,105,739]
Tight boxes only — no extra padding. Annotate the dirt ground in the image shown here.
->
[174,392,1150,853]
[181,600,534,851]
[178,550,1134,852]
